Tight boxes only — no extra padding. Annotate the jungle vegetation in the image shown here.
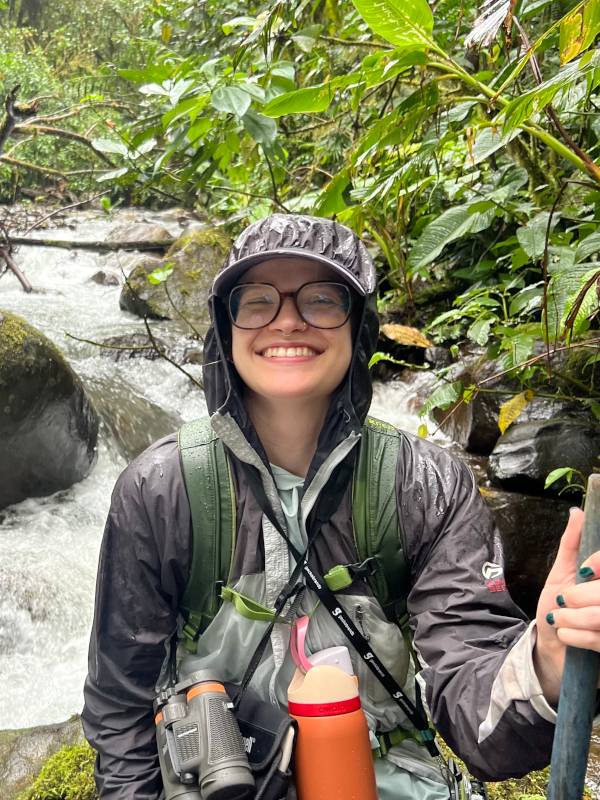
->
[1,0,599,437]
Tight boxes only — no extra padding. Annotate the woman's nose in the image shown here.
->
[268,295,306,333]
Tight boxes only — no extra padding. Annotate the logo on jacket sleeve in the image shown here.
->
[482,561,507,592]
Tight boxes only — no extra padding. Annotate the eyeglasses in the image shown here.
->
[227,281,353,330]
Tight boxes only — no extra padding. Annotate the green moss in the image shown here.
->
[167,226,231,260]
[17,741,98,800]
[0,312,33,360]
[184,269,202,281]
[438,739,591,800]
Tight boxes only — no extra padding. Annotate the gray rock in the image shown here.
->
[0,311,98,510]
[86,375,182,461]
[119,228,231,332]
[481,485,571,617]
[89,270,120,286]
[98,333,166,362]
[432,351,585,455]
[424,346,451,368]
[106,222,172,246]
[488,417,600,494]
[0,716,84,800]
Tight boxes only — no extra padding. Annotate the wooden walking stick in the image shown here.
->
[548,473,600,800]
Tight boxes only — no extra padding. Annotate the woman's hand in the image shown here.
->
[533,507,600,706]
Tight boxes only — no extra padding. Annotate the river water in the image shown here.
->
[0,206,598,795]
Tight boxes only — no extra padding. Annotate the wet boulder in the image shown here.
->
[86,374,182,461]
[119,227,231,331]
[0,717,86,800]
[0,312,98,510]
[98,333,167,362]
[106,221,172,247]
[488,417,600,494]
[89,269,120,286]
[480,486,571,618]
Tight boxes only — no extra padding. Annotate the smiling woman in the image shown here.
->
[83,213,596,800]
[228,259,353,473]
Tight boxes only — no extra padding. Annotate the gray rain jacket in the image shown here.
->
[83,215,556,799]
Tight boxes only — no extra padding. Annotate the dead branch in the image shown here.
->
[13,123,116,166]
[0,154,69,178]
[8,235,174,252]
[30,100,133,125]
[0,244,32,292]
[0,86,40,156]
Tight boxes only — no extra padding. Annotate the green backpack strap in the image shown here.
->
[352,416,410,625]
[178,418,236,652]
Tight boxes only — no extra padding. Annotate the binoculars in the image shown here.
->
[154,671,255,800]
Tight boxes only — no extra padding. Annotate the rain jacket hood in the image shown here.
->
[202,214,380,475]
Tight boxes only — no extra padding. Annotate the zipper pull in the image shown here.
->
[355,604,369,641]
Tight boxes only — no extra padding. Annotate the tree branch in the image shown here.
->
[13,123,116,166]
[0,246,32,292]
[0,86,40,156]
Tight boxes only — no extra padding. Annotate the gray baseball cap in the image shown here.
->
[212,214,377,297]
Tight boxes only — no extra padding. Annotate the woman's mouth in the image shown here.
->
[260,346,319,358]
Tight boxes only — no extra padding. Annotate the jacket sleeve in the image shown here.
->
[398,435,556,781]
[82,435,192,799]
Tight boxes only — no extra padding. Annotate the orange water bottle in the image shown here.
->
[287,619,377,800]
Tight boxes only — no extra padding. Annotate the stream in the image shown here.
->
[1,205,598,795]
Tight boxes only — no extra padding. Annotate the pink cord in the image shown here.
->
[290,615,313,673]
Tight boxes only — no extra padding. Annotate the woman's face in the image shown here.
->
[230,258,353,407]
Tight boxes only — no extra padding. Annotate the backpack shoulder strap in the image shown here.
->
[178,417,236,650]
[352,416,410,625]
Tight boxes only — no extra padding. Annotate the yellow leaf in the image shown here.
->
[498,390,534,435]
[560,0,600,64]
[381,323,432,348]
[417,423,428,439]
[161,22,173,44]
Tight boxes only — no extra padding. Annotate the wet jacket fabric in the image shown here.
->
[82,214,556,799]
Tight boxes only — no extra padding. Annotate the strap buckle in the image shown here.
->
[349,556,379,580]
[324,558,379,592]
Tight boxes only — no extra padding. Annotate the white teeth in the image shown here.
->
[261,347,317,358]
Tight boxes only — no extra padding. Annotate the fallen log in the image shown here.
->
[8,235,175,252]
[0,246,33,292]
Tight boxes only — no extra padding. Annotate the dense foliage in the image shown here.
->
[1,0,599,429]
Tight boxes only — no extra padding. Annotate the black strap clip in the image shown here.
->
[349,556,379,580]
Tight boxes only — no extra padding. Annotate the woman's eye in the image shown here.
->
[307,293,338,306]
[241,294,274,306]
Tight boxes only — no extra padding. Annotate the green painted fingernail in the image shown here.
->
[579,566,595,580]
[546,612,555,625]
[556,594,566,607]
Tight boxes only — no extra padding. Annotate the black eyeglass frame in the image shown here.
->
[227,280,353,330]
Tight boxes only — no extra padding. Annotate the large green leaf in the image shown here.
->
[467,126,521,166]
[351,0,435,50]
[242,109,277,144]
[211,86,251,117]
[560,0,600,63]
[502,49,600,132]
[420,381,463,417]
[516,212,557,260]
[545,260,594,339]
[576,230,600,261]
[91,138,129,156]
[263,83,336,117]
[316,172,351,216]
[407,203,496,271]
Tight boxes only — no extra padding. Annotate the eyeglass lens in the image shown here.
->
[229,282,351,329]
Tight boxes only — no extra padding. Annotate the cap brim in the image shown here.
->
[212,249,366,297]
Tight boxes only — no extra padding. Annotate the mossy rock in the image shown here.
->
[0,717,90,800]
[0,311,98,510]
[17,739,97,800]
[119,227,231,331]
[106,222,172,246]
